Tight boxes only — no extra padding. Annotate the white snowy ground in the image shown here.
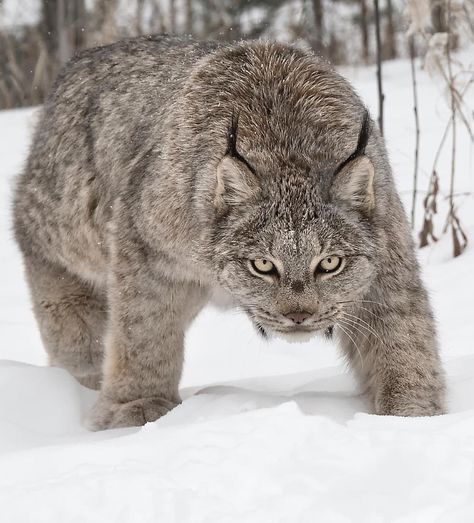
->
[1,56,473,522]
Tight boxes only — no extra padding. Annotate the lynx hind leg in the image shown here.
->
[25,259,107,390]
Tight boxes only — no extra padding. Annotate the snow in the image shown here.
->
[1,55,473,521]
[0,0,40,29]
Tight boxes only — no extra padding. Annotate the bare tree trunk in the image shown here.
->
[41,0,59,58]
[433,0,458,49]
[136,0,145,35]
[385,0,397,59]
[94,0,118,44]
[374,0,384,134]
[57,0,71,65]
[360,0,369,63]
[312,0,324,54]
[431,0,447,32]
[42,0,86,65]
[201,0,212,37]
[227,0,242,40]
[169,0,176,33]
[185,0,193,35]
[150,0,165,34]
[72,0,86,49]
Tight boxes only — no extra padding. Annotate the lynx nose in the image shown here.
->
[285,311,312,325]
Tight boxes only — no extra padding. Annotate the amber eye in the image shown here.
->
[316,256,343,274]
[251,258,277,275]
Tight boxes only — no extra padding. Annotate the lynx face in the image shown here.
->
[214,194,376,338]
[212,112,376,338]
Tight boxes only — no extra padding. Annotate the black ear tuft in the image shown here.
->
[329,109,375,216]
[225,110,256,174]
[226,110,240,158]
[356,109,371,156]
[214,111,260,214]
[335,109,371,174]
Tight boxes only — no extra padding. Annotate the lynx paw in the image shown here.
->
[86,394,179,430]
[76,372,102,390]
[374,391,445,417]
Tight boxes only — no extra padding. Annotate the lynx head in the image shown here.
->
[212,111,377,340]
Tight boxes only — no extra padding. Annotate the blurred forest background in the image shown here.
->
[0,0,473,256]
[0,0,470,110]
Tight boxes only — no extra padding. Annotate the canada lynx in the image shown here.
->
[13,36,445,429]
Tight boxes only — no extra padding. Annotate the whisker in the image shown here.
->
[337,322,365,370]
[341,311,379,332]
[338,299,386,308]
[337,317,371,345]
[352,305,385,322]
[339,312,386,348]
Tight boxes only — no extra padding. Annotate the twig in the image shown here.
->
[409,35,420,228]
[374,0,384,135]
[447,2,456,219]
[446,0,467,257]
[419,171,440,248]
[418,54,474,250]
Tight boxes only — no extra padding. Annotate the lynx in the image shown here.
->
[13,36,445,430]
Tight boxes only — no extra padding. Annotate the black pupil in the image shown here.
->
[318,257,339,273]
[254,259,274,274]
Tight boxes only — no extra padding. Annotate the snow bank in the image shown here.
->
[3,359,474,522]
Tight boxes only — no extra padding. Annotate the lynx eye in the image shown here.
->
[251,258,277,275]
[316,256,343,274]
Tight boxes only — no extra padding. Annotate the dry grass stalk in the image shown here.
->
[419,170,440,248]
[409,35,420,229]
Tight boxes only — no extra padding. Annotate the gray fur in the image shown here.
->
[13,35,445,430]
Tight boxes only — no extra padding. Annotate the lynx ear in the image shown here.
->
[330,155,375,215]
[214,156,260,212]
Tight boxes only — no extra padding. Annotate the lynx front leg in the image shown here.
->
[338,281,446,417]
[24,259,106,390]
[88,266,208,430]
